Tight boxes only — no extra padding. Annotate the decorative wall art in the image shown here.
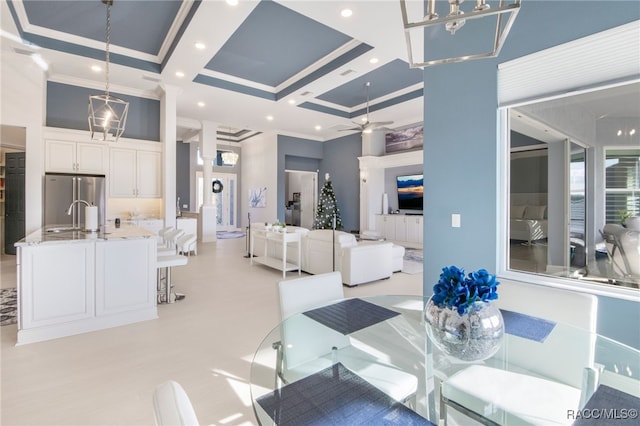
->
[385,125,423,154]
[249,187,267,208]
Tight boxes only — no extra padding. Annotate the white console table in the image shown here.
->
[250,229,301,278]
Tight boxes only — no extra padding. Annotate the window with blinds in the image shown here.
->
[605,149,640,224]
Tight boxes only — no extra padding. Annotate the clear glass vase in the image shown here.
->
[424,298,504,362]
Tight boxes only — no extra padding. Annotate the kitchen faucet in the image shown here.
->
[67,199,91,215]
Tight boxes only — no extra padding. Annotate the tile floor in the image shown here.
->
[0,237,422,426]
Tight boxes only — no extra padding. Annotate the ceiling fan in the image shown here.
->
[339,82,393,133]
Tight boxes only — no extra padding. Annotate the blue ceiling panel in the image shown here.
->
[22,0,182,56]
[205,0,352,87]
[317,59,423,108]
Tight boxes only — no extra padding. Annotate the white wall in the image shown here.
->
[240,132,278,227]
[1,50,46,234]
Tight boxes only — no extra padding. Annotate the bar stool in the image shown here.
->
[156,254,188,304]
[177,233,197,256]
[158,226,174,243]
[158,229,184,257]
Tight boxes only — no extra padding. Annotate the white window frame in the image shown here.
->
[497,21,640,302]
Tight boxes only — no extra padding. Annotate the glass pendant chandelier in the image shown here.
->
[88,0,129,142]
[221,151,239,166]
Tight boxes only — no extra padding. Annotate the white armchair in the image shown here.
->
[601,222,640,283]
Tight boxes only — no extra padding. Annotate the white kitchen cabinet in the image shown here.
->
[135,219,164,235]
[18,241,96,330]
[375,214,423,248]
[45,139,107,174]
[16,224,158,345]
[109,148,161,198]
[95,238,156,315]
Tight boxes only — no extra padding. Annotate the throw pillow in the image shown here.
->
[511,205,526,219]
[524,205,546,220]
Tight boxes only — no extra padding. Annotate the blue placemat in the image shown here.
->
[303,298,400,335]
[500,309,556,342]
[257,362,433,426]
[572,385,640,425]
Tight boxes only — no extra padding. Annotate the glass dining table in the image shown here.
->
[249,295,640,425]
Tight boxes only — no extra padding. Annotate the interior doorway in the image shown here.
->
[285,170,317,229]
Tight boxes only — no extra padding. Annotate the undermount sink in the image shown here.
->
[46,227,81,233]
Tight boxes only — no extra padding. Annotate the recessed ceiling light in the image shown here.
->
[175,71,185,78]
[226,0,239,6]
[617,130,623,136]
[315,125,322,131]
[194,42,206,50]
[369,58,379,64]
[266,115,274,121]
[341,8,353,18]
[91,65,102,72]
[288,99,296,105]
[630,129,637,136]
[197,101,205,107]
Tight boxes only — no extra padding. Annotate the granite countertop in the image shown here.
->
[16,222,157,246]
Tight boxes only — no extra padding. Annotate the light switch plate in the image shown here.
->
[452,214,461,228]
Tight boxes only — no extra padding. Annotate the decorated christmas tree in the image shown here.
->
[313,173,343,230]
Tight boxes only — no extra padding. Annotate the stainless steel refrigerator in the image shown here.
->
[44,173,106,229]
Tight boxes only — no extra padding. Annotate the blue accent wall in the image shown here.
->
[422,1,639,348]
[321,133,362,232]
[46,81,160,141]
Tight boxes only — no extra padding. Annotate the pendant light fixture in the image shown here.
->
[88,0,129,142]
[221,151,239,166]
[400,0,522,68]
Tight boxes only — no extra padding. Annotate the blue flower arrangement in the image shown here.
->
[431,266,500,315]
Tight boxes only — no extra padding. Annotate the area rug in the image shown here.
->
[216,231,246,239]
[0,287,17,326]
[402,248,423,275]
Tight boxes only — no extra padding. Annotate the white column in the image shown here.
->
[199,121,217,242]
[160,84,180,230]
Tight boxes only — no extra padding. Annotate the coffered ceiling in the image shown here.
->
[1,0,426,142]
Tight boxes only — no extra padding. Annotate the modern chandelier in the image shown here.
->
[88,0,129,142]
[400,0,521,68]
[221,151,239,166]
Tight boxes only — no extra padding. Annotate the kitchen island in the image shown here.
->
[15,223,158,345]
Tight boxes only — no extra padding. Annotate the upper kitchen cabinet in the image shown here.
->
[109,147,161,198]
[45,140,107,174]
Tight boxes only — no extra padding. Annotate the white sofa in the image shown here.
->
[510,204,548,244]
[252,227,404,286]
[303,229,402,286]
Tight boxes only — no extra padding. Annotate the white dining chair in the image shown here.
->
[440,279,599,425]
[152,380,199,426]
[276,271,418,403]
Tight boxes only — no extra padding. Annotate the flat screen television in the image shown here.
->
[396,174,424,211]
